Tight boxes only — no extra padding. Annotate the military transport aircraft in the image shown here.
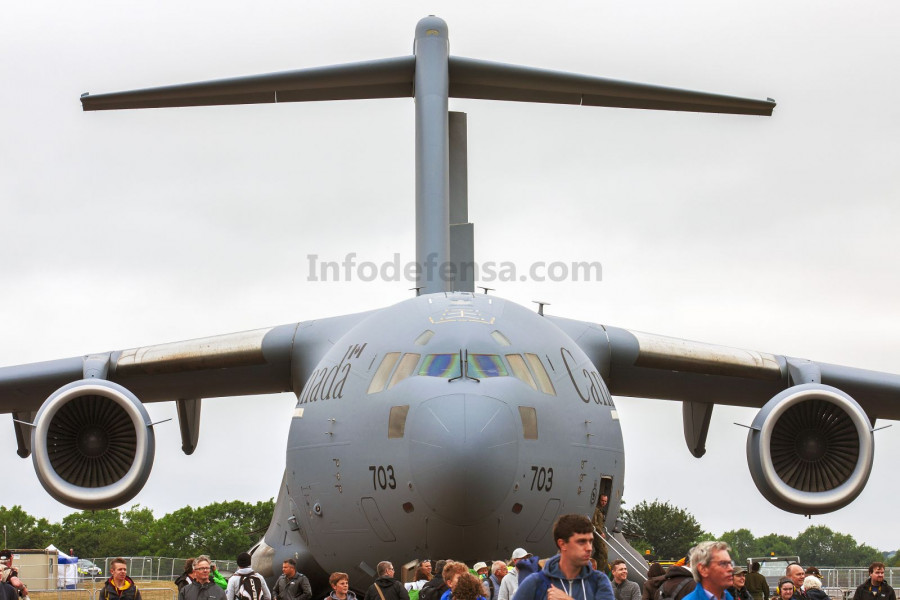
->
[2,15,899,588]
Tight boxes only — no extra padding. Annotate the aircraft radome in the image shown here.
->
[2,14,899,589]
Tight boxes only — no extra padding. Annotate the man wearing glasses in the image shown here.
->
[684,542,735,600]
[180,556,226,600]
[364,562,410,600]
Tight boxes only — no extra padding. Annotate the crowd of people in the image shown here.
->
[1,518,895,600]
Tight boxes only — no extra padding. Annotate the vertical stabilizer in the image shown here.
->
[449,111,474,292]
[414,16,451,294]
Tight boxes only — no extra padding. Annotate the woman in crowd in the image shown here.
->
[642,562,666,600]
[774,578,794,600]
[452,573,487,600]
[174,559,194,591]
[329,572,357,600]
[407,566,433,597]
[803,576,828,600]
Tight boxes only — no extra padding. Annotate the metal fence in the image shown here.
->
[22,556,239,590]
[820,568,899,589]
[80,557,238,581]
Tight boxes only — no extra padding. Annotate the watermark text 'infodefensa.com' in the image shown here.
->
[306,253,602,283]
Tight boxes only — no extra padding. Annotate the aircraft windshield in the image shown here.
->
[419,353,460,377]
[419,353,510,378]
[468,354,508,377]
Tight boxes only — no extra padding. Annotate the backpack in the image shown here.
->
[658,577,694,600]
[238,572,265,600]
[484,577,495,600]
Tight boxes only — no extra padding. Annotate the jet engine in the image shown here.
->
[31,379,155,510]
[746,383,873,514]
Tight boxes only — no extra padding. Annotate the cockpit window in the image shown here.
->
[419,353,460,377]
[368,352,401,394]
[491,330,511,346]
[468,354,508,378]
[414,330,435,346]
[526,353,556,395]
[506,354,537,390]
[388,353,421,389]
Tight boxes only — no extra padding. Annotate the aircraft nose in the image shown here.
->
[408,393,519,524]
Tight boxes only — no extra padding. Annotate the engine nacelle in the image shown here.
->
[747,383,873,514]
[32,379,155,510]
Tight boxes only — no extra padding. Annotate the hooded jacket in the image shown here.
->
[657,566,696,600]
[514,555,614,600]
[365,577,410,600]
[101,576,142,600]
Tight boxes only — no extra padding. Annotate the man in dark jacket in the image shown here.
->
[272,559,312,600]
[420,561,448,600]
[180,556,226,600]
[101,558,141,600]
[364,562,410,600]
[853,563,896,600]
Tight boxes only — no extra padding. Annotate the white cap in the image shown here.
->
[473,562,488,572]
[511,548,531,560]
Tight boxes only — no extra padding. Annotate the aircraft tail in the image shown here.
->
[79,15,774,295]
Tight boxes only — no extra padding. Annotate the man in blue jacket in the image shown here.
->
[513,514,614,600]
[683,542,735,600]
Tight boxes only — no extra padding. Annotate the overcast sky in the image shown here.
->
[2,2,899,553]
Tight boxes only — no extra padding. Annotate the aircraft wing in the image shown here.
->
[0,311,371,508]
[0,310,374,415]
[549,315,900,420]
[548,315,899,513]
[80,55,774,116]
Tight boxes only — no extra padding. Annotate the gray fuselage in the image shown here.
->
[276,292,623,582]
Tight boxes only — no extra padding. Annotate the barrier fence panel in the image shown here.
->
[87,557,237,582]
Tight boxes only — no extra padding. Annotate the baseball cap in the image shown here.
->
[511,548,532,560]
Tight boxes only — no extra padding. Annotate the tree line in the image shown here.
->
[2,498,891,567]
[621,499,889,567]
[0,500,273,559]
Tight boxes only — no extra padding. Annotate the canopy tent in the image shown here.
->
[47,545,78,589]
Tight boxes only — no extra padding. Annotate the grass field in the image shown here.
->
[31,580,179,600]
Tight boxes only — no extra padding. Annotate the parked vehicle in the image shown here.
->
[77,559,102,578]
[746,556,802,589]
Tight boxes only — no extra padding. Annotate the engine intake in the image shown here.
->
[746,383,873,514]
[32,379,155,510]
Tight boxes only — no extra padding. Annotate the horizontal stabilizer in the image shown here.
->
[81,56,416,111]
[81,55,774,116]
[448,56,775,116]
